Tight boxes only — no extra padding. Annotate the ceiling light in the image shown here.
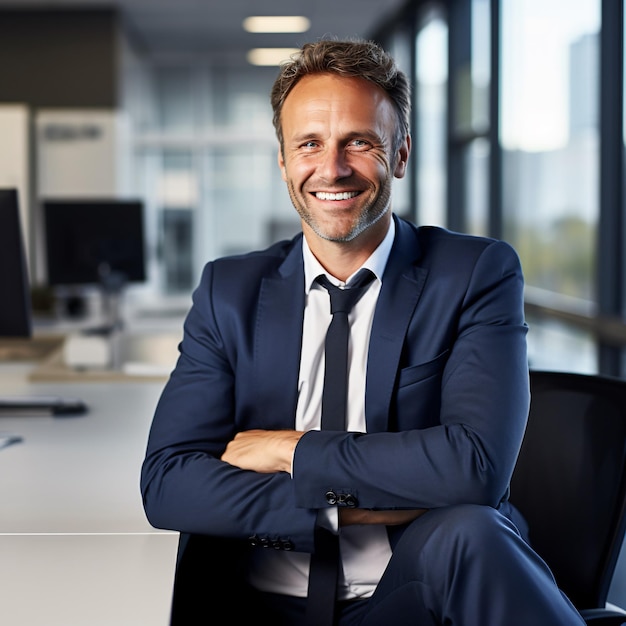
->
[247,48,300,66]
[243,16,310,33]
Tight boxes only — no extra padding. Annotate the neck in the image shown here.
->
[304,215,390,282]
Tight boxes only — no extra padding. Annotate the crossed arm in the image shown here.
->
[222,429,427,527]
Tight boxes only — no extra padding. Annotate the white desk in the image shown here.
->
[0,363,178,625]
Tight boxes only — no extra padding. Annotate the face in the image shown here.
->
[278,73,409,244]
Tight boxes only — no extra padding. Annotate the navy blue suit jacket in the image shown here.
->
[141,214,529,555]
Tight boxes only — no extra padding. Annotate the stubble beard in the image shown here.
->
[287,179,393,243]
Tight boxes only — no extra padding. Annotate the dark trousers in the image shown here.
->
[171,504,585,625]
[254,504,585,626]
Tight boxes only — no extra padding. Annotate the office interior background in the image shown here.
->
[0,0,624,379]
[1,0,626,621]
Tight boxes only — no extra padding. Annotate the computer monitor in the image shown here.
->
[0,189,32,337]
[43,198,146,290]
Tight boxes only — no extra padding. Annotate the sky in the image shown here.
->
[500,0,601,151]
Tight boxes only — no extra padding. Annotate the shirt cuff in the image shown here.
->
[317,507,339,534]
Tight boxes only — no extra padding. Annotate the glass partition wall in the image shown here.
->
[133,63,294,307]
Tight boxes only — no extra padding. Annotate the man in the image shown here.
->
[141,38,585,625]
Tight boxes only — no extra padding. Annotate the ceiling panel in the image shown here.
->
[0,0,409,65]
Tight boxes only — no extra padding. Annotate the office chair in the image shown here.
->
[509,370,626,624]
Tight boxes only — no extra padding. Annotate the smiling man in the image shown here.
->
[140,38,585,625]
[278,72,405,262]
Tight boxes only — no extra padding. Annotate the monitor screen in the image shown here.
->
[0,188,32,337]
[43,199,146,288]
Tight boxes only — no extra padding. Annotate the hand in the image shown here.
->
[221,429,304,474]
[339,508,428,527]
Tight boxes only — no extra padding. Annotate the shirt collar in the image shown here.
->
[302,217,395,293]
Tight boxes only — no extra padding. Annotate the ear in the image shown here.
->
[278,149,287,182]
[393,135,411,179]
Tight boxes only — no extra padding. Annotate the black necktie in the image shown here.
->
[305,268,375,626]
[316,269,375,430]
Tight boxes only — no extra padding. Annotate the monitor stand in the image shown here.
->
[98,265,127,333]
[96,266,128,370]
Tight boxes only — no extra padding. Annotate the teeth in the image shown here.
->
[315,191,359,200]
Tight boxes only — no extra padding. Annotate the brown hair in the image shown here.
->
[270,37,411,153]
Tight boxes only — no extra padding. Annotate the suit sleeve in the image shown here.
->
[140,262,318,552]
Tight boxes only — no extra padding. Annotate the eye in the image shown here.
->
[349,139,371,150]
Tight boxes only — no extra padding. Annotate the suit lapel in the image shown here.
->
[254,243,305,429]
[251,220,427,433]
[366,217,428,433]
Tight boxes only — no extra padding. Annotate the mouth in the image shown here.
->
[313,191,361,201]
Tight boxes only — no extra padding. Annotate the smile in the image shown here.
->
[314,191,360,200]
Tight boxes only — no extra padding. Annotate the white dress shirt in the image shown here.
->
[247,219,396,599]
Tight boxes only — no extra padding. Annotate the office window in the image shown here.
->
[205,143,287,258]
[500,0,600,372]
[466,136,490,236]
[525,312,597,373]
[385,28,413,219]
[155,66,199,133]
[415,8,448,227]
[501,0,600,302]
[465,0,491,236]
[161,207,193,293]
[210,66,277,132]
[157,151,196,293]
[446,0,492,236]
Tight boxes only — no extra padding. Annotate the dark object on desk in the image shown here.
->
[0,433,23,451]
[0,396,88,416]
[43,198,147,331]
[510,370,626,624]
[0,188,32,338]
[42,198,146,289]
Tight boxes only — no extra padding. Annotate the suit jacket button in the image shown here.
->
[282,539,294,551]
[344,494,358,507]
[248,534,260,547]
[325,490,338,505]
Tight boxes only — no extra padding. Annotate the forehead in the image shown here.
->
[282,73,395,127]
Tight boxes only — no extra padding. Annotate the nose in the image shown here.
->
[318,145,352,181]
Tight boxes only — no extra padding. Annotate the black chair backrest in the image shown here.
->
[510,370,626,610]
